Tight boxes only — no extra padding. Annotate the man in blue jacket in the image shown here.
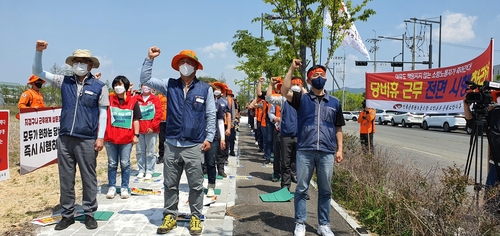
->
[140,47,216,235]
[32,40,109,231]
[281,59,345,236]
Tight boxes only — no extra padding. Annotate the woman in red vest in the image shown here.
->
[104,76,142,199]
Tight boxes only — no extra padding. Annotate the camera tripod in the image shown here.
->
[464,111,500,206]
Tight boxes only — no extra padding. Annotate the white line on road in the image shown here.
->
[403,147,442,157]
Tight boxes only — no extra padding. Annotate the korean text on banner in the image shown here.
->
[0,110,10,181]
[19,107,61,174]
[365,39,493,113]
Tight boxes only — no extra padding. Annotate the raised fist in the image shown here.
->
[94,72,102,80]
[259,77,265,83]
[36,40,48,52]
[291,59,302,70]
[148,46,161,60]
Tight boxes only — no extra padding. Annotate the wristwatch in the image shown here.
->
[135,134,140,138]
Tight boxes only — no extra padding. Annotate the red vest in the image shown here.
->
[104,94,137,144]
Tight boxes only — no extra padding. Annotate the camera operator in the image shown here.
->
[464,97,500,212]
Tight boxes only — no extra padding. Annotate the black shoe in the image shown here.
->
[258,148,263,152]
[263,159,271,165]
[156,158,164,164]
[54,216,75,230]
[229,151,236,156]
[218,171,227,178]
[84,216,98,230]
[291,175,298,183]
[306,194,310,200]
[272,176,280,182]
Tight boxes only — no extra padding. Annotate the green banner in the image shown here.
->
[140,104,155,120]
[110,107,133,129]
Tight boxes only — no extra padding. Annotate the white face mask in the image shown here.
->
[72,62,88,76]
[291,85,301,92]
[214,90,222,96]
[179,63,195,76]
[114,86,126,94]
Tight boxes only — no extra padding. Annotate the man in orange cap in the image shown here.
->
[140,47,216,235]
[212,82,231,178]
[16,75,46,119]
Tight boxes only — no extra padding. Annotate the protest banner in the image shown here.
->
[0,110,10,181]
[366,39,494,113]
[19,107,61,174]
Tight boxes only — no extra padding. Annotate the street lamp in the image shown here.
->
[378,34,405,71]
[392,53,402,72]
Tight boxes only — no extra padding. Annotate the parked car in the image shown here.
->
[391,112,425,127]
[422,113,467,132]
[375,109,398,125]
[343,111,359,121]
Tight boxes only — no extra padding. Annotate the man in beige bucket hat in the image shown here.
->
[32,40,109,231]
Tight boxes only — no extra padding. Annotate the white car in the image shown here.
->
[375,109,398,125]
[391,112,425,127]
[422,113,467,132]
[343,111,359,121]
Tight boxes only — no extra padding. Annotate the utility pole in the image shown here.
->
[366,39,380,72]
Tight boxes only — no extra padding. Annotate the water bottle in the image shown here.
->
[97,180,101,197]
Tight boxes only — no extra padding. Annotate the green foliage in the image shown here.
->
[231,0,375,103]
[332,133,500,235]
[332,90,365,111]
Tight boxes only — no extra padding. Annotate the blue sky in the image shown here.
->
[1,0,499,95]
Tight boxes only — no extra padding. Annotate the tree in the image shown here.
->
[232,0,374,95]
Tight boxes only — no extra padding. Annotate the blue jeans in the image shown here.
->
[136,133,157,174]
[294,150,334,225]
[486,162,499,189]
[104,142,132,189]
[262,119,274,159]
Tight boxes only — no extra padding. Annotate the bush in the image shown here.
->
[333,133,500,235]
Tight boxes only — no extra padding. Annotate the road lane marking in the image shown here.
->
[403,147,442,157]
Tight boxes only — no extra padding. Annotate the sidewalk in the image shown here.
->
[36,118,366,236]
[37,148,238,235]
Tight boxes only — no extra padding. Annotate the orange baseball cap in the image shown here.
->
[28,75,45,85]
[171,50,203,71]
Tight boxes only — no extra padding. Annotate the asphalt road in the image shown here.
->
[341,120,489,180]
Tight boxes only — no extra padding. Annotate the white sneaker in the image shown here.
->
[206,188,215,197]
[121,188,129,199]
[294,223,305,236]
[144,173,152,179]
[255,141,258,145]
[317,224,334,236]
[137,172,145,179]
[106,187,116,199]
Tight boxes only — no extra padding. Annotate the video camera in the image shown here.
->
[465,81,500,111]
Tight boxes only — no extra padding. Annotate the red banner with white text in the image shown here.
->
[365,39,494,113]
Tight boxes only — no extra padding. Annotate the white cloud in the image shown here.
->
[441,11,476,43]
[202,42,229,53]
[208,53,215,59]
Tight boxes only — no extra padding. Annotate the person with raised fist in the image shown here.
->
[32,40,109,231]
[139,46,216,235]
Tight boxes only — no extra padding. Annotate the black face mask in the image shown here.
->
[34,82,43,89]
